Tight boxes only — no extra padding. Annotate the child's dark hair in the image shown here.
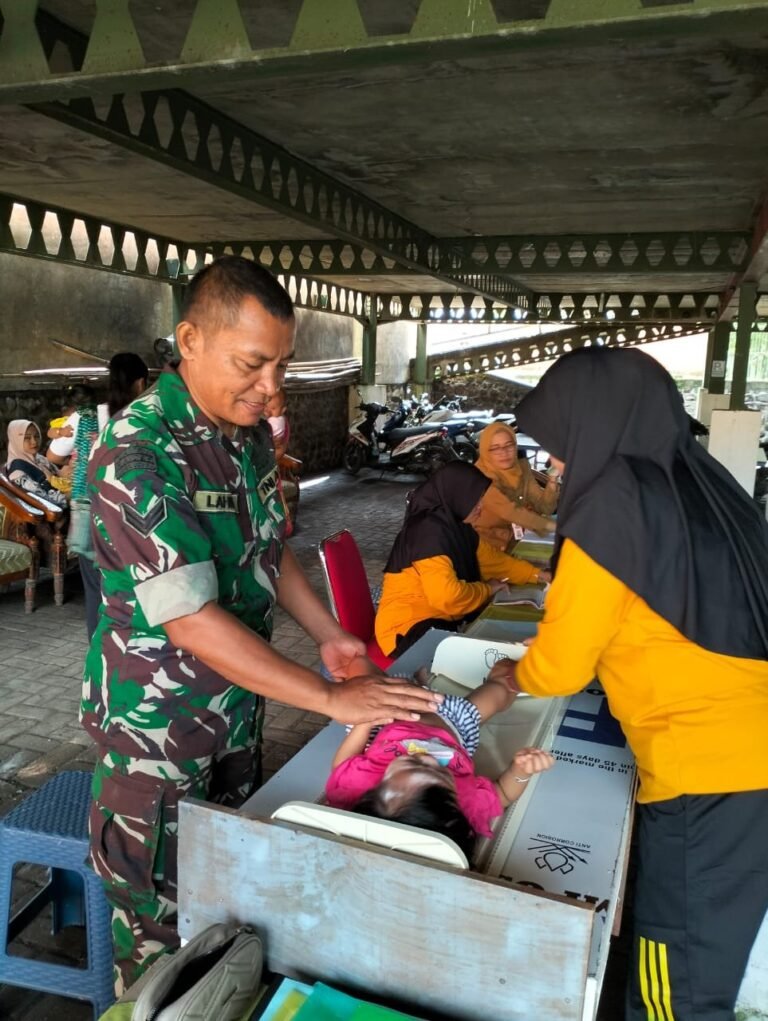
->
[354,784,476,864]
[65,384,97,410]
[108,352,149,417]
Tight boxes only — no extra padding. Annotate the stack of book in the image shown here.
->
[492,584,546,609]
[257,979,427,1021]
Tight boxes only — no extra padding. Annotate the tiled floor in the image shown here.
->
[0,468,629,1020]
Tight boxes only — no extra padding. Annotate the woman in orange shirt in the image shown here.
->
[375,462,548,658]
[505,347,768,1021]
[473,422,558,551]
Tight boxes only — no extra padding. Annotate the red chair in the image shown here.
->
[318,529,394,670]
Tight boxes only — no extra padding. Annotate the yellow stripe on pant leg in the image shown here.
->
[648,939,665,1019]
[639,937,657,1020]
[658,941,675,1020]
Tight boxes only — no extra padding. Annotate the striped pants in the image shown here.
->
[628,790,768,1021]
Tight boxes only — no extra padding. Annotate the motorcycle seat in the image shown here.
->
[385,425,441,443]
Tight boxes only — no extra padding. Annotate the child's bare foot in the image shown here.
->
[487,658,518,691]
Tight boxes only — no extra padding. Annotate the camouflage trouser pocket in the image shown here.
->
[208,741,262,808]
[90,767,165,901]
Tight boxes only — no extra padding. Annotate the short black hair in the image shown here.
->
[65,384,97,409]
[181,256,294,330]
[354,784,476,864]
[108,351,149,417]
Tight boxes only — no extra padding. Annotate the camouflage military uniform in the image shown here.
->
[80,367,285,994]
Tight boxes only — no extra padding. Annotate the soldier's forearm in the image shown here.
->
[164,601,336,715]
[276,545,346,645]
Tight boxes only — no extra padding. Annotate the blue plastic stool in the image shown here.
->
[0,770,115,1019]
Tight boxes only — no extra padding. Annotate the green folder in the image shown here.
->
[294,983,425,1021]
[482,603,544,623]
[514,539,553,565]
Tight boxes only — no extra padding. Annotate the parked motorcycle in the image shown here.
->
[343,400,458,476]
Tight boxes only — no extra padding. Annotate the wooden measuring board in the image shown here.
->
[479,684,636,1005]
[431,633,527,678]
[219,633,635,1021]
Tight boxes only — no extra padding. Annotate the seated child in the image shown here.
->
[265,388,297,535]
[265,388,290,462]
[47,385,109,468]
[324,660,554,861]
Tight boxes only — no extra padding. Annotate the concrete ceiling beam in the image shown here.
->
[717,196,768,322]
[20,13,529,309]
[1,1,767,104]
[214,232,751,279]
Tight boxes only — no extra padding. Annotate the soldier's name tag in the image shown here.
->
[194,490,238,513]
[257,466,279,503]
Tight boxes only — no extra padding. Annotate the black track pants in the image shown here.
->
[627,790,768,1021]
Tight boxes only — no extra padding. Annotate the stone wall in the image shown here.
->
[0,253,358,374]
[427,373,533,414]
[294,308,359,361]
[0,250,359,472]
[284,384,349,473]
[0,253,168,375]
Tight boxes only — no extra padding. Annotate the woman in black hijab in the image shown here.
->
[375,462,545,657]
[507,346,768,1021]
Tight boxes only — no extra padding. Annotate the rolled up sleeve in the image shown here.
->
[135,561,218,626]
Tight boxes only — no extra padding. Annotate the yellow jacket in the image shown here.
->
[517,539,768,803]
[375,540,539,656]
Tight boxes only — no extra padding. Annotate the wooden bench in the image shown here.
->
[0,473,74,606]
[0,480,44,612]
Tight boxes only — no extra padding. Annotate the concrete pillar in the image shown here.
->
[171,282,186,328]
[413,322,428,388]
[709,409,762,494]
[361,299,378,386]
[730,282,757,409]
[703,321,730,395]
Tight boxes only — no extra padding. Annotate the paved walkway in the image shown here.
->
[0,468,628,1020]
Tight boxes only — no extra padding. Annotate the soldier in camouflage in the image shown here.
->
[81,257,441,994]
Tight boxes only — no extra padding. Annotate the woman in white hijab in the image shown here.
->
[5,419,68,508]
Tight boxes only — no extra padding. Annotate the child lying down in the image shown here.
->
[324,659,554,861]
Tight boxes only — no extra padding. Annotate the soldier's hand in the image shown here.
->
[320,635,383,681]
[325,675,443,726]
